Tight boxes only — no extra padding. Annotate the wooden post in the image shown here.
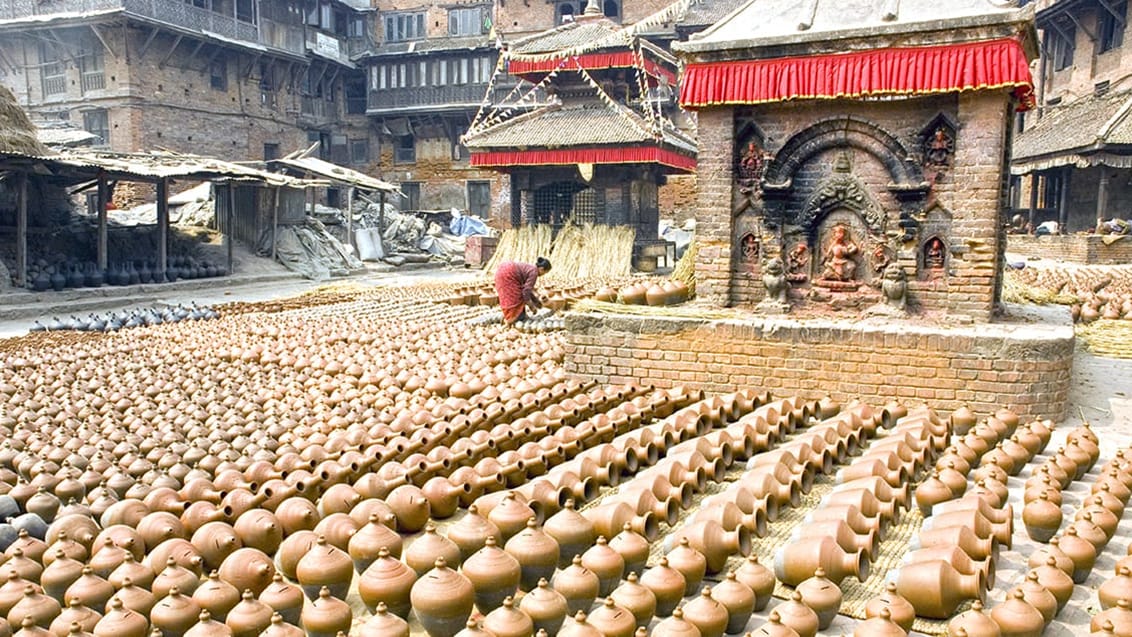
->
[271,186,280,262]
[378,191,386,234]
[1096,169,1109,231]
[346,186,355,251]
[1059,167,1071,231]
[15,172,27,288]
[227,183,235,274]
[1028,173,1038,230]
[96,176,109,271]
[156,178,168,282]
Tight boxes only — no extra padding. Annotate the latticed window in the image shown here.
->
[80,43,105,93]
[384,13,425,42]
[449,7,488,36]
[39,43,65,96]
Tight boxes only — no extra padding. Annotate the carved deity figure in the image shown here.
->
[787,242,810,282]
[925,128,953,168]
[926,238,946,270]
[881,263,908,311]
[761,257,788,305]
[741,234,760,263]
[820,225,859,282]
[739,142,767,181]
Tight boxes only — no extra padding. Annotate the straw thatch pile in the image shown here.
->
[485,223,634,280]
[0,85,48,156]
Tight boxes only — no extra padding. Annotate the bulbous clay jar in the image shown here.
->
[609,524,650,578]
[775,536,868,586]
[410,558,474,637]
[192,572,241,622]
[1056,527,1098,583]
[385,485,432,534]
[1101,567,1132,610]
[1009,571,1057,625]
[358,547,417,617]
[51,599,101,636]
[609,572,656,628]
[1032,557,1074,611]
[460,536,520,613]
[946,599,999,637]
[299,588,351,637]
[446,506,500,562]
[712,571,755,634]
[863,582,915,632]
[504,519,559,592]
[224,591,273,637]
[775,591,820,637]
[735,554,776,611]
[257,574,304,626]
[652,608,703,637]
[640,557,687,617]
[217,548,275,598]
[488,494,536,543]
[551,556,600,616]
[517,578,567,636]
[796,567,842,630]
[543,500,596,569]
[587,598,637,637]
[670,520,751,574]
[481,597,533,637]
[852,607,907,637]
[666,538,707,596]
[150,587,201,637]
[348,514,402,572]
[892,560,983,619]
[93,599,147,637]
[990,589,1046,637]
[581,537,625,597]
[1092,599,1132,635]
[404,523,462,578]
[1022,493,1063,543]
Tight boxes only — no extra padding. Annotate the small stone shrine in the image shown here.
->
[674,0,1038,320]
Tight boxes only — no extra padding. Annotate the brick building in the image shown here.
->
[0,0,377,204]
[1013,0,1132,233]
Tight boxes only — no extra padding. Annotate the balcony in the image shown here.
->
[367,84,519,114]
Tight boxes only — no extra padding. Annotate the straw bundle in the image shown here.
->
[485,223,634,280]
[1002,271,1077,306]
[0,85,48,156]
[484,224,553,274]
[1077,319,1132,359]
[672,239,696,296]
[571,297,737,319]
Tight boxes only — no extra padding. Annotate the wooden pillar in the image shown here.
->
[1096,168,1109,231]
[378,192,386,234]
[346,186,355,250]
[227,183,235,274]
[156,178,168,282]
[96,176,109,271]
[271,186,280,262]
[1028,173,1039,230]
[15,172,27,288]
[1059,167,1071,231]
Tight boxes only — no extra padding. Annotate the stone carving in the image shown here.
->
[819,225,859,284]
[786,242,810,283]
[881,264,908,310]
[740,233,760,263]
[757,256,790,313]
[925,237,946,272]
[738,141,770,183]
[924,128,953,170]
[797,154,885,234]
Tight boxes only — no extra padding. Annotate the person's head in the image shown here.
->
[536,257,552,276]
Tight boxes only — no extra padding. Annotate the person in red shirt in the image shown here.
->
[494,257,551,324]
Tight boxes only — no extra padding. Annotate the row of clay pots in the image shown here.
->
[1024,423,1103,543]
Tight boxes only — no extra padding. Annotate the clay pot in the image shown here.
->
[504,519,559,591]
[1008,571,1057,625]
[923,508,1012,549]
[670,520,750,574]
[109,555,155,591]
[581,537,625,597]
[681,588,728,637]
[775,536,868,586]
[52,599,101,635]
[1027,539,1075,577]
[114,578,158,617]
[610,573,656,628]
[517,579,567,636]
[551,556,600,615]
[609,525,650,579]
[796,567,842,630]
[734,554,776,611]
[460,536,520,613]
[911,525,995,560]
[93,599,148,637]
[231,511,280,557]
[256,575,303,627]
[150,587,200,637]
[446,506,500,561]
[42,552,84,603]
[640,557,686,617]
[183,610,231,637]
[272,499,318,537]
[543,501,596,568]
[752,610,802,637]
[914,472,955,516]
[1056,527,1099,583]
[217,549,275,598]
[1092,599,1132,635]
[891,560,983,619]
[9,585,61,628]
[587,598,637,637]
[410,558,474,637]
[363,603,409,637]
[358,547,417,617]
[348,514,402,571]
[152,559,200,599]
[385,485,431,534]
[405,523,462,578]
[990,589,1045,637]
[864,582,915,633]
[774,591,819,637]
[1102,567,1132,610]
[946,599,999,637]
[482,597,533,637]
[1032,557,1074,611]
[299,588,350,637]
[226,592,275,637]
[190,572,239,624]
[713,571,755,634]
[422,478,470,520]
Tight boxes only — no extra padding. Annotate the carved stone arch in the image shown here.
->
[797,154,886,236]
[763,117,925,190]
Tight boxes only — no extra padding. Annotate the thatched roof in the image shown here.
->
[0,85,49,156]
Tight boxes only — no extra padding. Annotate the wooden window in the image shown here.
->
[1099,1,1127,53]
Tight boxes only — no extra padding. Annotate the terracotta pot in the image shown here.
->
[1032,557,1074,611]
[275,531,317,581]
[680,588,728,637]
[404,523,462,578]
[666,538,707,596]
[254,575,302,627]
[446,505,501,562]
[191,524,241,574]
[792,518,877,561]
[363,603,409,637]
[518,579,567,636]
[543,500,596,568]
[581,536,625,597]
[734,554,776,611]
[482,597,533,637]
[42,551,84,603]
[231,511,281,557]
[504,519,559,592]
[152,559,201,599]
[1027,539,1075,577]
[150,587,201,637]
[224,590,274,637]
[609,524,650,579]
[640,556,686,617]
[946,599,999,637]
[587,598,637,637]
[421,478,470,520]
[775,536,868,586]
[299,588,350,637]
[891,560,983,619]
[651,608,701,637]
[609,572,656,628]
[1008,570,1057,625]
[358,547,416,617]
[385,485,431,534]
[902,546,994,591]
[93,599,148,637]
[990,589,1045,637]
[1102,567,1132,610]
[411,558,474,637]
[51,599,101,635]
[1092,599,1132,635]
[272,499,319,537]
[669,520,750,574]
[460,536,520,613]
[551,555,600,615]
[1023,494,1063,543]
[582,502,657,542]
[348,514,402,572]
[774,591,819,637]
[1057,527,1099,583]
[863,582,915,632]
[923,508,1012,549]
[191,573,240,622]
[796,567,842,630]
[488,494,537,543]
[911,525,995,561]
[712,571,754,634]
[217,548,275,598]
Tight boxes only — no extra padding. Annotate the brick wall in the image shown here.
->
[1009,234,1132,264]
[563,313,1075,421]
[692,107,734,305]
[659,174,697,223]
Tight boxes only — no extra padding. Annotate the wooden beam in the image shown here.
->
[346,186,355,251]
[243,52,262,80]
[89,25,118,60]
[186,39,207,65]
[1064,12,1097,43]
[271,186,280,262]
[158,35,184,69]
[1098,0,1127,27]
[156,178,169,281]
[15,173,27,289]
[227,183,235,274]
[138,27,160,59]
[97,176,109,272]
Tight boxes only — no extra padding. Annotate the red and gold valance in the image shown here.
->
[470,146,696,172]
[508,52,677,85]
[680,38,1034,110]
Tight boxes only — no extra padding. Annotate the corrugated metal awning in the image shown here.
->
[268,156,399,192]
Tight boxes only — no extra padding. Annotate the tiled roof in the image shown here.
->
[1013,91,1132,161]
[675,0,751,30]
[463,97,696,154]
[367,35,493,57]
[511,20,623,55]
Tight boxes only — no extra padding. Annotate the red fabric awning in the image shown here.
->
[470,146,696,172]
[508,52,678,85]
[680,38,1035,110]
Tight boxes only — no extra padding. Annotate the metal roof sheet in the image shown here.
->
[269,156,398,192]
